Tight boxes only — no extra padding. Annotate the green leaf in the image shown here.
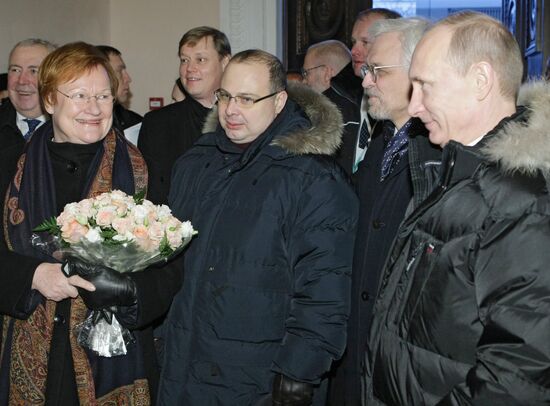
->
[100,227,117,241]
[33,217,61,236]
[159,233,174,257]
[133,189,146,205]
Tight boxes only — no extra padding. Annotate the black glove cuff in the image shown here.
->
[272,374,313,406]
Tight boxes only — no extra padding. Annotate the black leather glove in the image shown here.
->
[64,258,137,310]
[271,374,313,406]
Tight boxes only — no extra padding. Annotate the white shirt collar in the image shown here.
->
[466,135,484,146]
[16,112,47,135]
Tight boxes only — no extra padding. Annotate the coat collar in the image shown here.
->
[202,81,343,156]
[481,80,550,175]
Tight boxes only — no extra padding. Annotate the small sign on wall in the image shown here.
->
[149,97,164,110]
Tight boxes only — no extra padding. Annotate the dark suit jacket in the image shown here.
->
[0,99,25,154]
[137,97,210,205]
[323,86,359,178]
[113,103,142,131]
[325,63,363,177]
[329,119,425,406]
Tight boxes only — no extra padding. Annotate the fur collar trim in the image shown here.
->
[202,82,343,155]
[483,80,550,175]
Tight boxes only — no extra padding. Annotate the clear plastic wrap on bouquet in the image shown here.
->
[31,233,194,274]
[31,190,197,357]
[31,232,193,357]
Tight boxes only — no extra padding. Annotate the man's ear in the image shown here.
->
[324,66,335,85]
[221,55,230,71]
[274,90,288,114]
[471,61,494,101]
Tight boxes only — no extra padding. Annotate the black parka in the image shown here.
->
[157,83,359,405]
[364,82,550,405]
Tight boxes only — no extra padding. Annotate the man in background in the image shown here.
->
[138,26,231,204]
[302,40,361,176]
[0,73,7,102]
[0,39,55,152]
[350,8,401,172]
[96,45,142,144]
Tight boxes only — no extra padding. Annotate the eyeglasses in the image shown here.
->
[301,64,326,79]
[214,89,281,108]
[57,89,115,105]
[360,64,405,83]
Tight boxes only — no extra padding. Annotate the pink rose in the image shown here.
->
[96,207,117,227]
[61,219,89,244]
[57,211,75,227]
[78,198,95,218]
[133,225,148,239]
[112,217,133,234]
[148,222,164,241]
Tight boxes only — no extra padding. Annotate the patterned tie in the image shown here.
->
[358,118,370,149]
[23,118,41,140]
[380,120,410,182]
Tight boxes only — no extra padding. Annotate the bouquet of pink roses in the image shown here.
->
[33,189,196,356]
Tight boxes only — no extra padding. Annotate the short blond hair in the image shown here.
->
[433,11,523,99]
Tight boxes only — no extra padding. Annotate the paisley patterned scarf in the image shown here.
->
[1,122,149,405]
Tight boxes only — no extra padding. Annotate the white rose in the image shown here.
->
[157,205,172,220]
[180,221,195,238]
[131,205,149,224]
[110,190,127,200]
[85,227,103,243]
[63,202,79,216]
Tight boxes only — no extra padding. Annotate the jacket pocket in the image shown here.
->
[391,240,441,330]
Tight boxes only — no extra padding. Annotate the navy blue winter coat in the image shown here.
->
[157,83,359,405]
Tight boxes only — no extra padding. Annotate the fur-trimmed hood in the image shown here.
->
[483,80,550,175]
[202,81,343,155]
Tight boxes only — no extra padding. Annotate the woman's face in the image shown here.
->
[46,65,113,144]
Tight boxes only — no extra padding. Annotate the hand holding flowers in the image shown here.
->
[33,190,196,356]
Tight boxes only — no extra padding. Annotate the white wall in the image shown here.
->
[110,0,221,115]
[0,0,283,116]
[0,0,110,69]
[220,0,282,58]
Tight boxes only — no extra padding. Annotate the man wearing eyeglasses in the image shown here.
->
[366,12,550,404]
[302,40,362,176]
[329,17,442,406]
[138,26,231,205]
[350,8,401,173]
[158,49,358,406]
[0,39,56,154]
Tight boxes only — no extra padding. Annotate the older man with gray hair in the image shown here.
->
[329,17,441,406]
[0,38,56,153]
[365,11,550,404]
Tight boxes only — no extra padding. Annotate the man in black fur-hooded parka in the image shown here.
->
[156,50,358,406]
[364,12,550,405]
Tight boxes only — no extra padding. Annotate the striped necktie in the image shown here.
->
[358,118,370,149]
[23,118,41,140]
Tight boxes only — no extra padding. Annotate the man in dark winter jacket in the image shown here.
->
[365,11,550,405]
[157,49,358,405]
[302,40,361,177]
[329,17,437,406]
